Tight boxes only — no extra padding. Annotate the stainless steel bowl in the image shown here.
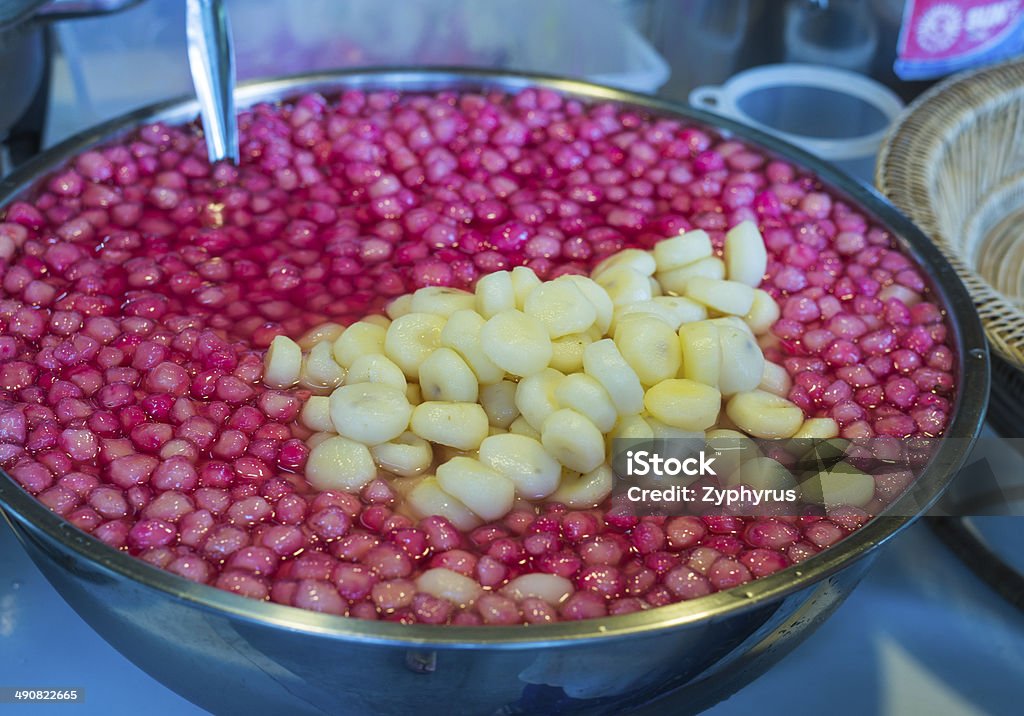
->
[0,68,989,716]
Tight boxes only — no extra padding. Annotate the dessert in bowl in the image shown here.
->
[0,70,987,714]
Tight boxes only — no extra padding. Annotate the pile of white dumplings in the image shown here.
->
[263,221,867,529]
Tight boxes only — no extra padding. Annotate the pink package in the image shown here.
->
[895,0,1024,79]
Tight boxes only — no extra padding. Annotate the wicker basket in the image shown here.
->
[876,59,1024,436]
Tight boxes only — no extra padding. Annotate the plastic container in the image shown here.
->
[689,63,904,181]
[47,0,668,144]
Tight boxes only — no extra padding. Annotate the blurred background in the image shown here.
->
[7,0,1006,172]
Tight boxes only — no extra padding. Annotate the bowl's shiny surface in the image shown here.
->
[0,68,989,715]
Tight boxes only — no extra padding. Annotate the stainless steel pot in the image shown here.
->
[0,68,989,716]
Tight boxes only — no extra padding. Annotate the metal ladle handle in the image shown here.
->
[186,0,238,165]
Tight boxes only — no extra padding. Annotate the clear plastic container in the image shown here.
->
[689,63,905,181]
[47,0,668,144]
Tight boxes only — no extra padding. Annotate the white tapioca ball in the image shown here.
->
[706,428,761,478]
[329,383,413,445]
[514,368,565,432]
[300,395,335,433]
[678,320,722,388]
[608,414,655,444]
[478,433,561,500]
[562,275,614,334]
[716,325,766,396]
[510,266,542,308]
[759,361,792,397]
[479,380,520,429]
[877,283,922,306]
[656,256,725,295]
[385,294,414,320]
[707,316,754,334]
[652,230,713,272]
[643,379,721,432]
[547,465,614,509]
[370,431,433,478]
[363,315,391,329]
[416,568,483,607]
[643,417,705,442]
[744,289,781,335]
[333,321,388,368]
[523,278,597,338]
[723,220,768,286]
[298,340,346,394]
[305,435,377,492]
[264,335,302,389]
[501,573,575,605]
[440,309,505,385]
[614,314,683,387]
[411,286,477,317]
[475,270,516,318]
[549,331,597,374]
[792,417,840,440]
[406,476,481,530]
[613,296,707,333]
[418,348,479,403]
[726,390,805,439]
[410,401,490,450]
[553,373,617,433]
[480,309,553,377]
[592,248,657,279]
[346,353,408,391]
[595,266,654,306]
[436,456,516,521]
[298,323,346,352]
[509,416,542,440]
[384,312,446,379]
[582,339,644,415]
[541,409,606,474]
[685,277,756,316]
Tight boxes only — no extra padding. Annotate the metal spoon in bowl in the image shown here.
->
[186,0,239,165]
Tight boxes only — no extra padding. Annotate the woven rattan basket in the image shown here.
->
[877,59,1024,436]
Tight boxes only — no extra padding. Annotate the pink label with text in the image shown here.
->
[897,0,1024,76]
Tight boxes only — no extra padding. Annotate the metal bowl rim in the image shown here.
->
[0,66,990,649]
